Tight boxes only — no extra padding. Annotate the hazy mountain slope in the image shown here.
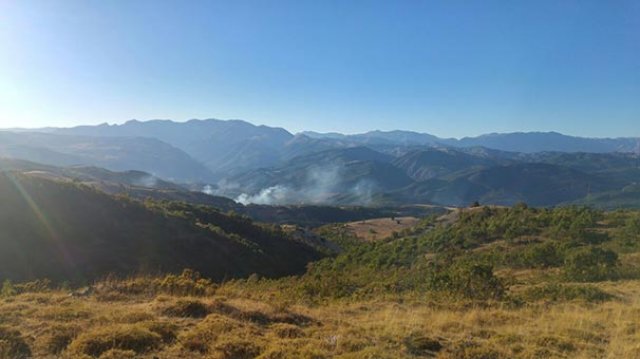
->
[0,158,244,212]
[395,163,610,206]
[527,152,640,173]
[54,119,297,176]
[0,131,214,182]
[0,172,322,282]
[454,132,640,153]
[570,184,640,209]
[392,147,506,181]
[35,119,640,179]
[223,147,412,205]
[302,129,640,153]
[217,145,639,207]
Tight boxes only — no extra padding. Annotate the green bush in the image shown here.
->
[616,215,640,248]
[519,283,614,303]
[520,241,566,268]
[430,262,505,300]
[564,246,618,282]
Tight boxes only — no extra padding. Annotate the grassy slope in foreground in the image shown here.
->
[3,205,640,357]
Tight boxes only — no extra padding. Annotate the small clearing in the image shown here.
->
[345,216,420,241]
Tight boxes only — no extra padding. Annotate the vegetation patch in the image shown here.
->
[439,340,509,359]
[403,333,443,355]
[210,338,263,359]
[519,283,614,303]
[0,326,31,359]
[160,299,210,318]
[38,324,81,355]
[563,246,619,282]
[68,324,162,357]
[98,349,137,359]
[270,323,305,339]
[178,315,257,354]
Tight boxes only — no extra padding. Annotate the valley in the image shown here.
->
[2,119,639,209]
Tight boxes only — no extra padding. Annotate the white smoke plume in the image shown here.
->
[202,184,215,195]
[132,174,158,188]
[233,164,377,206]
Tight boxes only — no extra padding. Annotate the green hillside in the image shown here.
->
[0,172,323,283]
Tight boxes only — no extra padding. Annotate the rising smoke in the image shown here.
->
[207,164,377,206]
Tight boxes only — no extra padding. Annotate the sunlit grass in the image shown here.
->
[2,276,640,358]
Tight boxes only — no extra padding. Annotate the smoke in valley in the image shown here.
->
[208,164,377,206]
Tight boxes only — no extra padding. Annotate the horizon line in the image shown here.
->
[2,117,640,141]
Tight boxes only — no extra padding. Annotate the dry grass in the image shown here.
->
[2,279,640,358]
[344,216,420,241]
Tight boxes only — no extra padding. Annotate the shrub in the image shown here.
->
[211,338,262,359]
[14,279,52,293]
[616,215,640,248]
[98,349,137,359]
[564,246,618,282]
[270,323,304,339]
[1,280,15,297]
[431,263,505,300]
[99,269,216,297]
[157,269,217,296]
[440,340,508,359]
[40,324,80,354]
[0,326,31,359]
[144,321,179,343]
[160,299,209,318]
[403,333,443,355]
[521,241,565,268]
[519,283,614,303]
[68,324,162,357]
[179,316,244,353]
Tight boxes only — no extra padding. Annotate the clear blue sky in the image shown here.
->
[0,0,638,138]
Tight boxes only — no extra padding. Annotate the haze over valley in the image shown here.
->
[2,118,639,209]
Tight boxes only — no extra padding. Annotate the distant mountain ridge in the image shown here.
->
[53,119,302,178]
[2,119,640,207]
[0,131,215,182]
[305,129,640,154]
[51,120,640,162]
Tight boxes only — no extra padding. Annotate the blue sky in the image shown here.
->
[0,0,638,138]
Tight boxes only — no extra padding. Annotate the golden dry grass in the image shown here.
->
[344,216,420,241]
[2,279,640,358]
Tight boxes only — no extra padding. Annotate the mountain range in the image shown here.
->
[1,119,640,208]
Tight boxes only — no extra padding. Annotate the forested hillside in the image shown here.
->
[0,173,322,283]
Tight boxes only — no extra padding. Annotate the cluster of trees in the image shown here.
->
[277,205,640,302]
